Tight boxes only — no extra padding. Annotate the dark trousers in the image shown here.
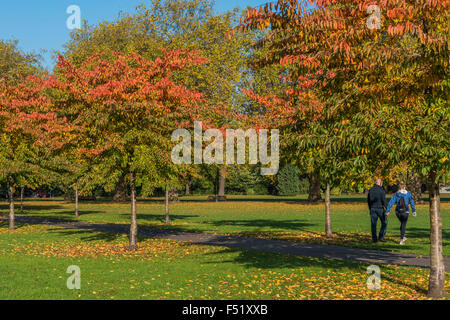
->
[396,211,409,239]
[370,208,387,241]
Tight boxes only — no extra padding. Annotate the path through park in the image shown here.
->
[3,216,450,270]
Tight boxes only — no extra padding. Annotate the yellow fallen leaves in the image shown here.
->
[0,224,45,235]
[211,263,449,300]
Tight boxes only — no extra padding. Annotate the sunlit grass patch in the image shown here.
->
[4,197,448,256]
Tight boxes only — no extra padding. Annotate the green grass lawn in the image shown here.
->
[0,223,448,300]
[4,195,449,256]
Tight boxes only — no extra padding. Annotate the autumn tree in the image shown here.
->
[240,0,375,238]
[0,40,63,224]
[364,0,449,297]
[53,50,208,250]
[240,0,448,297]
[0,75,68,229]
[62,0,258,198]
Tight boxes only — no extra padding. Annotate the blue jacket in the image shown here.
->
[386,190,416,214]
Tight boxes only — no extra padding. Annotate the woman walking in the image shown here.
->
[385,184,417,245]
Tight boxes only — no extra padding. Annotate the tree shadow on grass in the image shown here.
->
[204,219,317,233]
[129,217,317,235]
[0,204,64,212]
[406,227,450,239]
[423,195,450,202]
[11,209,104,222]
[118,213,200,226]
[0,220,47,231]
[135,197,370,205]
[381,272,428,295]
[136,213,199,221]
[282,198,370,205]
[228,230,422,254]
[56,210,103,217]
[201,246,366,270]
[0,220,27,230]
[46,227,125,243]
[45,225,163,246]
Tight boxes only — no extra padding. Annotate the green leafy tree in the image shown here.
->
[0,40,41,82]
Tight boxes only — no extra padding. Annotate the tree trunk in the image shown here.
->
[20,187,24,213]
[8,179,15,231]
[75,188,79,217]
[129,172,138,251]
[325,183,333,238]
[113,175,129,202]
[165,186,170,225]
[214,167,219,202]
[185,182,191,196]
[427,170,446,298]
[308,172,322,203]
[218,167,226,197]
[407,172,423,204]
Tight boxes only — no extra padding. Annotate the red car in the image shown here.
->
[34,190,50,198]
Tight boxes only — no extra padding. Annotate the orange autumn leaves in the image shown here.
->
[52,49,209,158]
[0,75,69,150]
[1,48,212,161]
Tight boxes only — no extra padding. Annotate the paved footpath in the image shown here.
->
[3,216,450,269]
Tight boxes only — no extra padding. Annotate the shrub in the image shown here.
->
[276,164,300,196]
[227,166,261,195]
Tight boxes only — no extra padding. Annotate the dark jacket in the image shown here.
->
[368,185,387,210]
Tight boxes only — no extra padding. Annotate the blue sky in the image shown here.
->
[0,0,265,70]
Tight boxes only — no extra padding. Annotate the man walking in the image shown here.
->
[385,183,416,245]
[368,179,388,243]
